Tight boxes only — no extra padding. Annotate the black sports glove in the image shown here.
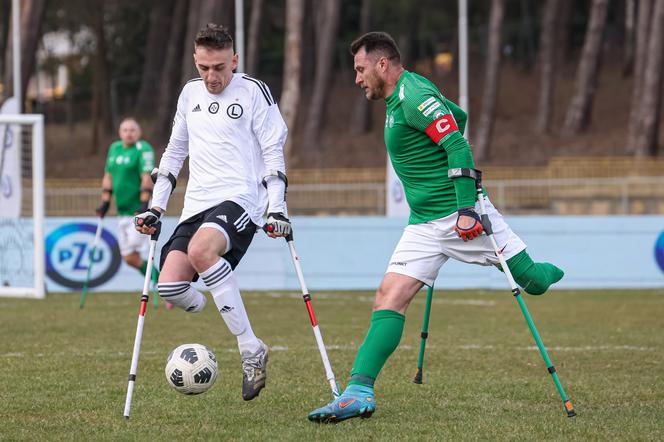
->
[95,201,110,218]
[266,212,291,237]
[134,208,161,231]
[454,207,484,241]
[135,200,150,214]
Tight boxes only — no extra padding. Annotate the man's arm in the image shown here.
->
[136,172,153,213]
[135,88,189,234]
[250,79,290,237]
[150,89,190,214]
[96,172,113,217]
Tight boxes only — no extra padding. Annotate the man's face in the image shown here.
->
[353,47,386,100]
[194,46,238,94]
[119,120,141,146]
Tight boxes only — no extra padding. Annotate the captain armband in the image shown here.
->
[150,168,177,195]
[447,168,482,181]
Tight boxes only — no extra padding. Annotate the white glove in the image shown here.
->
[266,212,291,238]
[134,208,161,233]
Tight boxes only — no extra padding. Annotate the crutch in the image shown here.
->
[449,168,576,417]
[413,284,434,384]
[265,225,341,397]
[123,222,160,419]
[80,217,104,309]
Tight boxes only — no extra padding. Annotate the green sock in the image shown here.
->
[138,261,160,285]
[349,309,406,388]
[505,249,564,295]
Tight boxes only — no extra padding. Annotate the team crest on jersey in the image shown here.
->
[208,102,220,114]
[385,113,395,128]
[227,103,243,119]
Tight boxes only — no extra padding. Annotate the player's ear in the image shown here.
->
[232,53,239,71]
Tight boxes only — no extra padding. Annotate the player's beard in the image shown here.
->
[365,76,386,100]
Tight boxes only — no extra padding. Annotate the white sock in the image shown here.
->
[199,258,261,355]
[157,281,206,312]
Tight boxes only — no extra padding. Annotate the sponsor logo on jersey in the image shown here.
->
[425,113,459,144]
[417,97,436,111]
[192,104,201,112]
[399,83,405,100]
[422,101,441,117]
[208,102,220,114]
[227,103,243,119]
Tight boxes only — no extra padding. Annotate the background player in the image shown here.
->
[96,117,160,289]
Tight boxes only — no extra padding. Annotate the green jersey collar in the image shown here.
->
[386,70,409,107]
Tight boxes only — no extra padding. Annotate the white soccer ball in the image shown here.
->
[165,343,218,395]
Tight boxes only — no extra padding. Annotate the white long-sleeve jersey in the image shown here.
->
[152,73,288,225]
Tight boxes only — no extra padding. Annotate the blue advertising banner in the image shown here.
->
[41,216,664,293]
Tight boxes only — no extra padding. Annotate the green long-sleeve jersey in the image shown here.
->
[384,70,476,224]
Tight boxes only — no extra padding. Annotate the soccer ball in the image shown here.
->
[165,343,218,395]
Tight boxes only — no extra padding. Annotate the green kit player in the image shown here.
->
[96,117,161,290]
[308,32,564,423]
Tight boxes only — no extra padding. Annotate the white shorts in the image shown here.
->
[117,216,148,257]
[386,197,526,286]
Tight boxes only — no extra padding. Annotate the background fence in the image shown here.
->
[42,157,664,217]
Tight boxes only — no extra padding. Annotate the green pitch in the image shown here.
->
[1,289,662,441]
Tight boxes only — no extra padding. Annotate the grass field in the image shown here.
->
[1,289,663,441]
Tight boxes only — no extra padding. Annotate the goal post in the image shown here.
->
[0,113,45,299]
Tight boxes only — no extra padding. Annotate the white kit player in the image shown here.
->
[134,23,291,401]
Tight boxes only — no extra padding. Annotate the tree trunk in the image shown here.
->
[19,0,46,107]
[350,0,372,135]
[562,0,609,135]
[627,0,653,153]
[135,0,175,114]
[0,0,10,96]
[155,0,189,142]
[302,0,341,151]
[280,0,303,162]
[623,0,636,76]
[90,4,113,154]
[246,0,264,75]
[1,0,46,107]
[535,0,560,134]
[180,0,227,84]
[633,0,664,157]
[473,0,505,162]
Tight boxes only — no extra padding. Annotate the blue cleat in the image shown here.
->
[308,385,376,423]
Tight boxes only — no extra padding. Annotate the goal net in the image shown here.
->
[0,113,45,298]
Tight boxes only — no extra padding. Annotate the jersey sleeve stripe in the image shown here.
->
[242,75,274,105]
[260,80,275,104]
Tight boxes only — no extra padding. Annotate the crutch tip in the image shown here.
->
[564,400,576,417]
[413,368,423,384]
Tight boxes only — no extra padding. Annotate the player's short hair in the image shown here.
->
[195,23,234,51]
[350,31,401,63]
[119,117,140,129]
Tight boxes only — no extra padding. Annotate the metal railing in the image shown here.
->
[43,175,664,216]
